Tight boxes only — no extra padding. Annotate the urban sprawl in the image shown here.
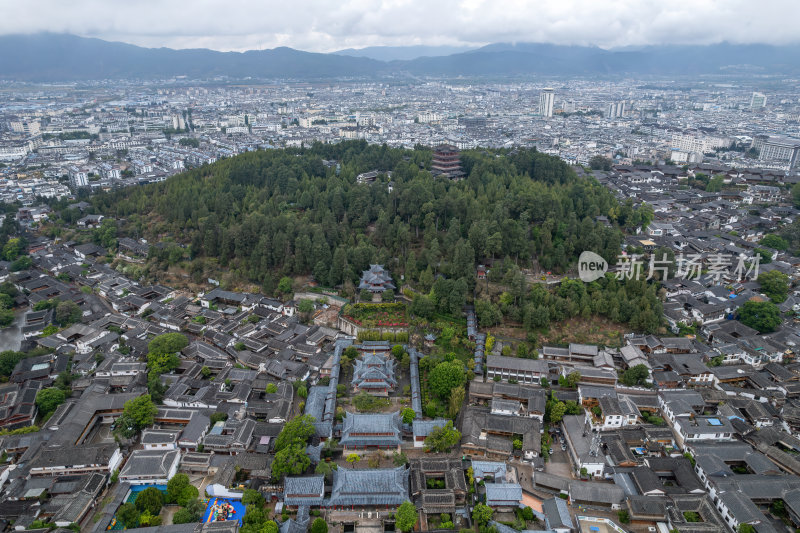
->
[0,77,799,533]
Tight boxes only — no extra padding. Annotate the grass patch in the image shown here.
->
[353,391,391,412]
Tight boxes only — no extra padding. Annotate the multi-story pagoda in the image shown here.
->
[358,264,395,295]
[431,144,465,180]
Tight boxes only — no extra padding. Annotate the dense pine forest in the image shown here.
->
[92,142,650,288]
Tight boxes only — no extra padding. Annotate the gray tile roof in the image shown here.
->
[485,483,522,506]
[284,475,325,506]
[339,411,401,447]
[328,466,408,507]
[119,449,179,479]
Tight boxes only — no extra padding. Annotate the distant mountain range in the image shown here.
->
[333,45,476,61]
[2,33,800,81]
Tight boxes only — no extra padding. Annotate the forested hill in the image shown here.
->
[91,141,651,294]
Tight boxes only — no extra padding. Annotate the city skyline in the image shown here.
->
[3,0,800,53]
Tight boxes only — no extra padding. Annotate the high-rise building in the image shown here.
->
[751,135,800,169]
[431,144,464,180]
[671,133,732,154]
[539,88,555,118]
[751,92,767,109]
[68,166,89,189]
[607,101,626,119]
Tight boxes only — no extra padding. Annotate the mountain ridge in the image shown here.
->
[2,33,800,80]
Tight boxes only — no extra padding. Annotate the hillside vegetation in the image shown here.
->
[92,141,651,297]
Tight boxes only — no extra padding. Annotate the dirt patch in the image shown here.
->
[314,307,340,327]
[489,316,625,348]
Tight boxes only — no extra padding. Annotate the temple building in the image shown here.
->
[351,351,397,396]
[431,144,465,180]
[327,466,409,509]
[284,475,325,508]
[339,412,402,452]
[358,264,396,296]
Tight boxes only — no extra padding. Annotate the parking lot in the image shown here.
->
[544,434,575,478]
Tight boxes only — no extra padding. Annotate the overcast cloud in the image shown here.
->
[2,0,800,52]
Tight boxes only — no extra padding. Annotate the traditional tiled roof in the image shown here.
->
[351,352,397,391]
[357,265,395,292]
[284,475,325,506]
[542,497,573,530]
[328,467,408,507]
[119,449,179,479]
[339,411,402,447]
[412,418,447,439]
[485,483,522,506]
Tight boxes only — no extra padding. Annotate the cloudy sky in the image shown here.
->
[3,0,800,52]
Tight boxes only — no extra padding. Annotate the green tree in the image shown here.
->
[272,441,311,479]
[424,421,461,452]
[620,364,650,387]
[448,386,465,418]
[55,300,81,326]
[428,361,466,400]
[738,300,782,333]
[166,474,198,506]
[0,350,26,378]
[9,256,32,272]
[705,174,724,192]
[343,346,358,361]
[148,332,189,355]
[401,407,416,425]
[472,503,493,527]
[298,299,315,319]
[793,183,800,208]
[589,155,612,171]
[346,453,361,468]
[410,294,435,318]
[134,486,163,515]
[315,460,338,480]
[166,473,190,504]
[396,501,418,533]
[266,383,278,394]
[115,394,158,438]
[311,518,328,533]
[35,387,66,417]
[173,507,200,524]
[737,525,756,533]
[758,270,790,303]
[393,451,408,466]
[277,276,293,295]
[475,298,502,327]
[548,401,567,424]
[761,234,788,251]
[274,414,316,452]
[241,488,265,507]
[117,503,140,528]
[566,371,581,388]
[3,238,25,261]
[754,248,773,264]
[0,308,14,328]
